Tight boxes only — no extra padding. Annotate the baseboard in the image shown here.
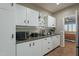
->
[44,46,60,56]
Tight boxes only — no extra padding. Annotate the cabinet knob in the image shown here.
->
[11,3,14,6]
[24,20,26,23]
[38,16,40,19]
[27,20,29,23]
[12,34,14,39]
[33,42,35,46]
[48,48,50,49]
[48,42,50,44]
[29,43,31,47]
[52,24,54,26]
[45,39,47,40]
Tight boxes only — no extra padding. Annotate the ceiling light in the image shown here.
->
[56,3,60,5]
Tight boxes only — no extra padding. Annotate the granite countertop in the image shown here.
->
[16,34,60,44]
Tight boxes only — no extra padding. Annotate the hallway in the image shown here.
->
[47,41,76,56]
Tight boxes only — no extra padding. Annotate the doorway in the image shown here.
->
[63,15,76,56]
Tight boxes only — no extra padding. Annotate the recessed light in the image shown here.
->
[56,3,60,5]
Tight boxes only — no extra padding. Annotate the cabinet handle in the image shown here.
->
[12,34,14,39]
[38,16,40,19]
[52,24,54,26]
[33,42,35,46]
[27,20,29,23]
[48,48,50,49]
[45,39,47,40]
[11,3,14,6]
[48,42,50,44]
[29,43,31,47]
[24,20,26,23]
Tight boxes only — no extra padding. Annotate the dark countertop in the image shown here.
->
[16,34,60,44]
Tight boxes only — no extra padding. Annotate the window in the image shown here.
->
[69,24,72,31]
[64,24,76,32]
[73,24,76,31]
[64,24,67,31]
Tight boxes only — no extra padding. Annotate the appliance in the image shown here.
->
[16,32,30,41]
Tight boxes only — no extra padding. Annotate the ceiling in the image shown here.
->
[33,3,75,13]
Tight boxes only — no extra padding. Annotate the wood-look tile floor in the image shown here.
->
[47,41,76,56]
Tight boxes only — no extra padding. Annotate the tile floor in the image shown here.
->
[47,41,76,56]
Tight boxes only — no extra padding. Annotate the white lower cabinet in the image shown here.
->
[51,36,56,49]
[42,38,49,55]
[17,39,43,56]
[42,37,54,55]
[17,35,60,56]
[17,42,32,56]
[52,35,60,49]
[32,39,43,56]
[55,35,60,47]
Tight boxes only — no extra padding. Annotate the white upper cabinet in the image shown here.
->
[27,8,39,26]
[47,15,56,27]
[38,13,56,27]
[16,4,27,26]
[38,12,48,27]
[16,4,39,26]
[16,4,56,27]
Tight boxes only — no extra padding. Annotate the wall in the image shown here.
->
[52,4,79,47]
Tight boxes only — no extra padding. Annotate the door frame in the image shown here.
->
[75,9,78,56]
[62,14,77,47]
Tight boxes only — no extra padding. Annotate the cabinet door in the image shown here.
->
[55,35,60,47]
[0,3,15,56]
[16,4,27,26]
[27,8,39,26]
[39,13,47,27]
[52,17,56,27]
[52,35,60,49]
[39,13,44,26]
[17,42,34,56]
[38,18,44,26]
[47,37,54,51]
[48,16,52,27]
[51,36,56,49]
[42,38,49,55]
[48,16,56,27]
[32,39,42,56]
[17,39,43,56]
[44,16,48,27]
[42,37,54,55]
